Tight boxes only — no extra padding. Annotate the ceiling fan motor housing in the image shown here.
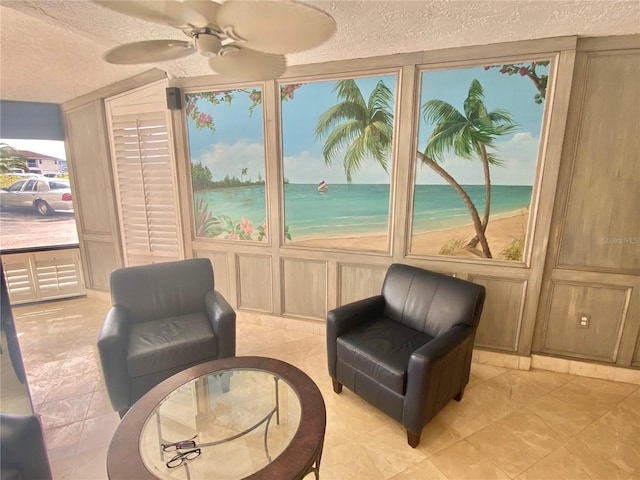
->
[195,33,222,56]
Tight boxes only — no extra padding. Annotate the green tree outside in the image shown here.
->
[0,143,27,173]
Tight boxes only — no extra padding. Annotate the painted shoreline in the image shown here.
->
[290,209,529,257]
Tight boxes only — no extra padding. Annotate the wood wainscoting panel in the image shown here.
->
[338,264,387,306]
[195,251,231,302]
[65,101,118,236]
[236,254,273,312]
[634,331,640,367]
[541,281,631,362]
[282,258,327,319]
[470,275,527,352]
[556,50,640,273]
[84,240,118,291]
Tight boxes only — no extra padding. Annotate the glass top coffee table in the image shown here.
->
[107,357,326,480]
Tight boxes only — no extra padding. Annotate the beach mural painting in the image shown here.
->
[411,61,550,261]
[185,87,272,241]
[280,74,397,251]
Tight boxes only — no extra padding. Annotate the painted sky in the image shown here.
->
[186,90,266,183]
[281,75,396,184]
[187,61,549,186]
[415,65,547,186]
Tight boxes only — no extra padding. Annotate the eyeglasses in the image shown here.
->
[161,435,198,452]
[166,448,201,468]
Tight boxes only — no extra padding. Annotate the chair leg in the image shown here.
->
[407,430,421,448]
[332,379,343,394]
[454,387,465,402]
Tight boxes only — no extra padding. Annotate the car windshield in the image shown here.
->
[49,182,69,189]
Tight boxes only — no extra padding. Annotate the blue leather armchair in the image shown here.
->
[97,258,236,417]
[327,264,485,447]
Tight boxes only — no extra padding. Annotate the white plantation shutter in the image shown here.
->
[105,81,183,266]
[2,250,86,304]
[2,255,35,303]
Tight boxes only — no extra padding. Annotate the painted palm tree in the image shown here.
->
[315,79,394,182]
[421,79,517,257]
[241,167,248,181]
[0,143,27,173]
[316,78,519,258]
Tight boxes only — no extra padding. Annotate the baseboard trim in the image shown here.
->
[472,349,640,385]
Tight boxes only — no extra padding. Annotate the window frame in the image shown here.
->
[275,68,403,254]
[404,53,559,267]
[182,84,272,246]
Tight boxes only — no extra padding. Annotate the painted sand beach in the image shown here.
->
[294,208,529,258]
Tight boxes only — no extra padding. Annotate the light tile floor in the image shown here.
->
[11,297,640,480]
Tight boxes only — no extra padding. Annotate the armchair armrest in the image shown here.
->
[411,325,475,364]
[327,295,385,338]
[97,306,131,413]
[205,290,236,359]
[326,295,385,377]
[403,325,475,430]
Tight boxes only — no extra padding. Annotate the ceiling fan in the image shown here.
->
[95,0,337,81]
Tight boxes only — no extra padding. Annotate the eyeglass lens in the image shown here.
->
[166,449,201,468]
[161,435,198,452]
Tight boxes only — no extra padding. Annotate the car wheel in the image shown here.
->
[35,200,52,216]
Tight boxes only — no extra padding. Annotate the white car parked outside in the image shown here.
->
[0,178,74,215]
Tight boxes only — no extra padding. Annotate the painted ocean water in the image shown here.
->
[195,184,532,239]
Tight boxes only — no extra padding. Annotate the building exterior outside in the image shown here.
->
[17,150,67,176]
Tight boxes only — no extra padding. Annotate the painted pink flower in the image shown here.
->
[198,112,212,124]
[240,217,254,235]
[227,233,238,240]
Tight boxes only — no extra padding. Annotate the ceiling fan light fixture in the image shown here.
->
[195,33,222,57]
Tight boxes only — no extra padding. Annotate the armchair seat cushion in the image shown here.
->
[337,317,432,394]
[127,312,217,378]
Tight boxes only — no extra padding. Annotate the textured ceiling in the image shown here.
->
[1,0,639,104]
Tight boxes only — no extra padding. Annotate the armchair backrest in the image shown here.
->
[381,264,485,338]
[110,258,214,323]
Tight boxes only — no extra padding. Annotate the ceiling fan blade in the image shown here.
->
[94,1,208,29]
[217,0,336,54]
[208,47,286,81]
[104,40,195,64]
[181,1,222,29]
